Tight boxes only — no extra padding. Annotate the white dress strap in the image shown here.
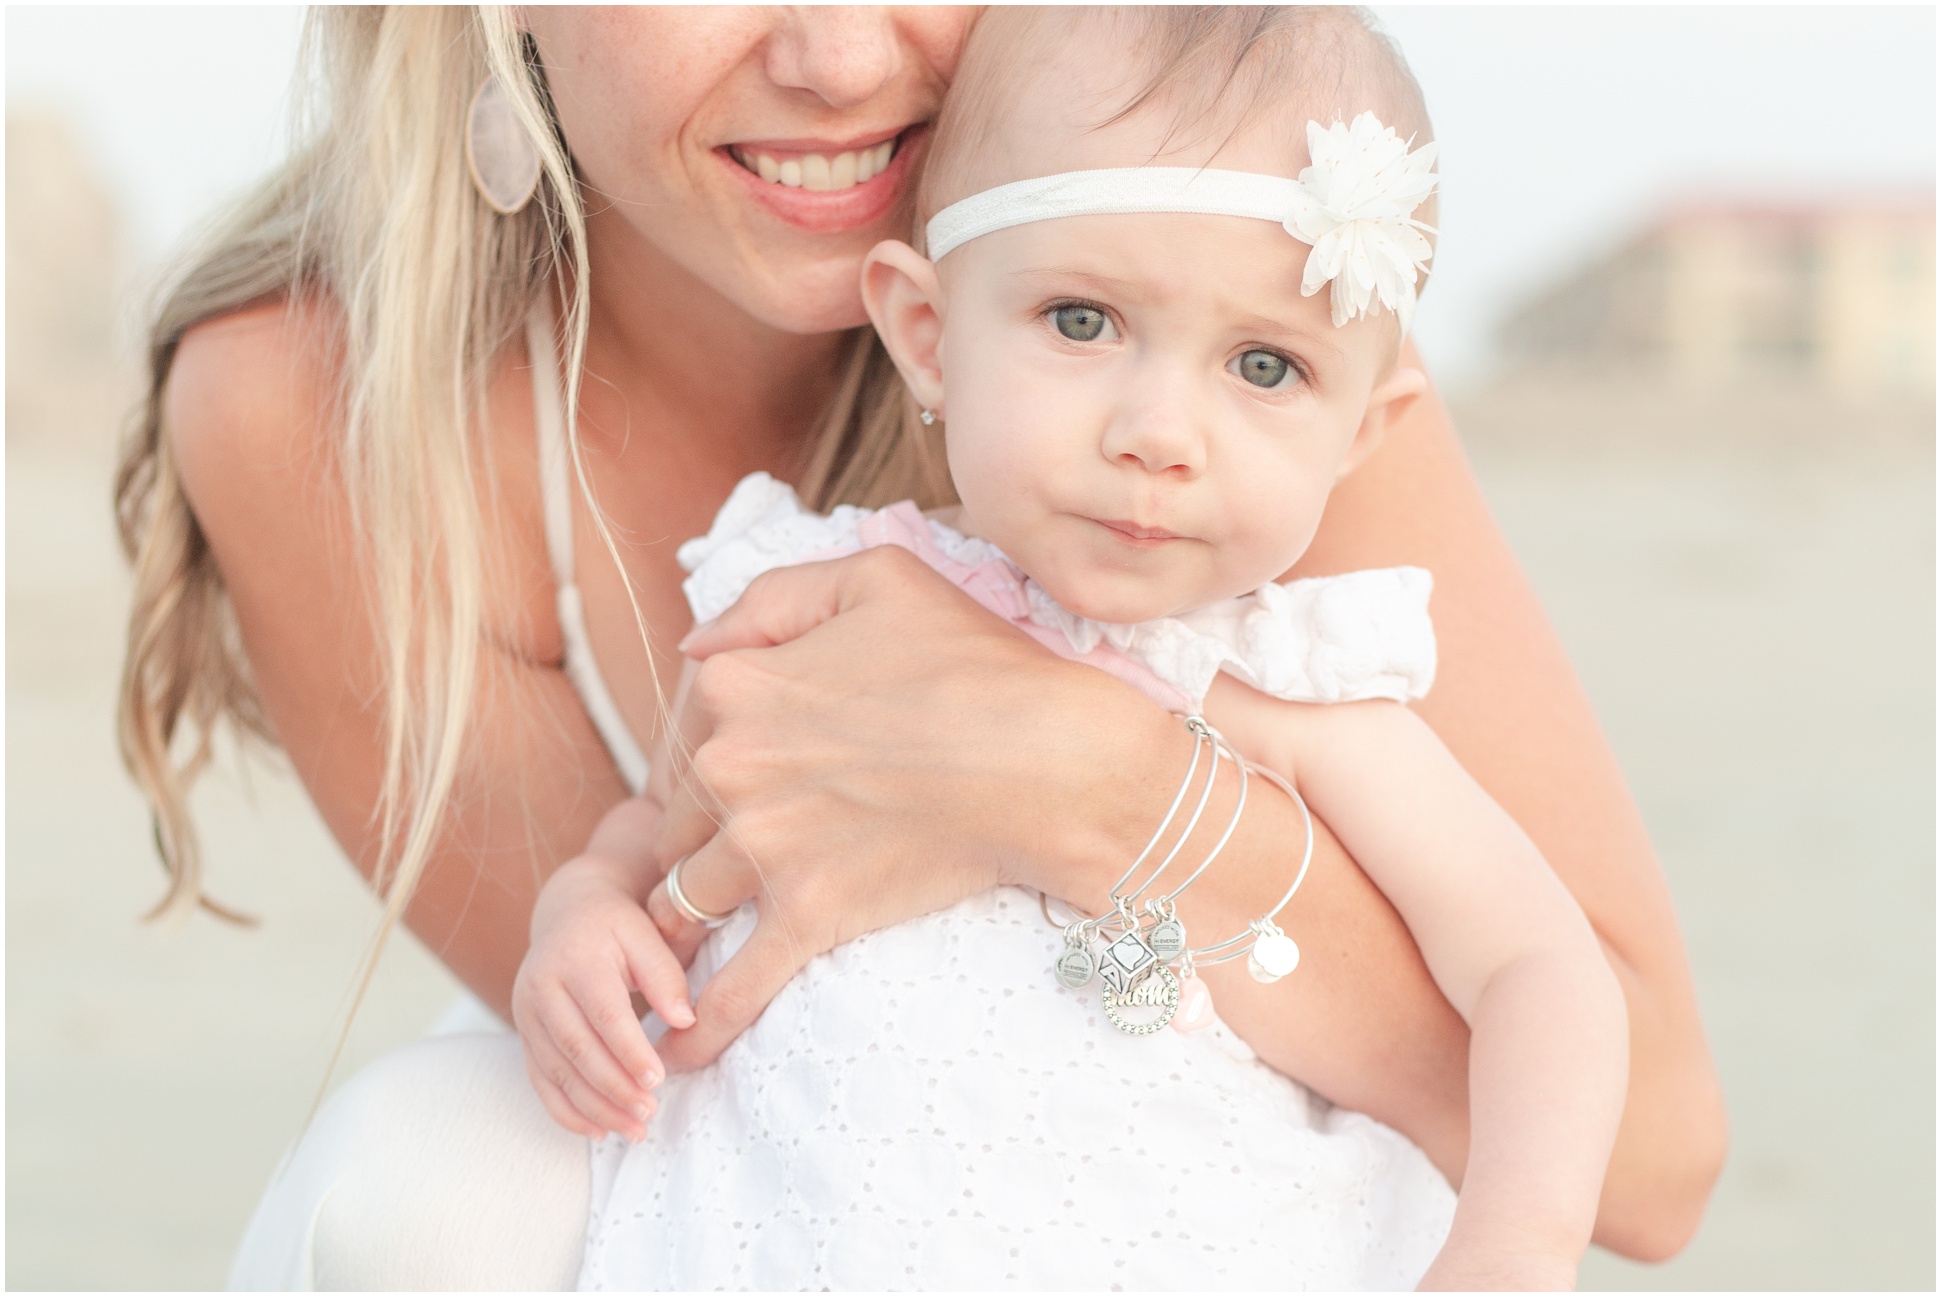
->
[526,298,652,795]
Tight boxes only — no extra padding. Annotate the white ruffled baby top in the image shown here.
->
[678,472,1436,714]
[577,474,1455,1291]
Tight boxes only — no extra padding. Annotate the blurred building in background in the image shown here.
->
[1502,196,1934,394]
[6,110,133,458]
[1459,193,1936,451]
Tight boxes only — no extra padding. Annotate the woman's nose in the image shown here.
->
[765,7,903,111]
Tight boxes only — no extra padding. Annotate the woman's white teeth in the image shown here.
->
[737,140,895,191]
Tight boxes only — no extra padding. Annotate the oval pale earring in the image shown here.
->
[466,74,542,214]
[919,408,938,426]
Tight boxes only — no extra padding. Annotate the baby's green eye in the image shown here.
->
[1236,349,1292,388]
[1052,305,1107,342]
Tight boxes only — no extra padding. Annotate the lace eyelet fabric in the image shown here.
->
[578,889,1454,1291]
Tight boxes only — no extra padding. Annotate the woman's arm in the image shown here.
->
[166,300,627,1021]
[649,347,1723,1261]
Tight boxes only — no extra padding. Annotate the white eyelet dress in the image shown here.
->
[574,472,1459,1292]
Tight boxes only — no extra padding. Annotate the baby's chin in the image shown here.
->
[1030,569,1219,626]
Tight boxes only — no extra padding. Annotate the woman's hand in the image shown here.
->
[641,544,1183,1070]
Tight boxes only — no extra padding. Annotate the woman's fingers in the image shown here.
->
[535,984,655,1133]
[678,546,922,658]
[617,906,697,1032]
[647,832,756,953]
[678,559,848,658]
[655,918,803,1071]
[654,772,726,876]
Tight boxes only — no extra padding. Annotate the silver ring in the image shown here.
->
[664,855,735,929]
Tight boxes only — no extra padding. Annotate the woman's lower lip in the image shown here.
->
[715,127,921,234]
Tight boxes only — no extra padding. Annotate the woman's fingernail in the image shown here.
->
[676,630,699,653]
[672,1003,697,1029]
[631,1103,651,1122]
[641,1068,664,1089]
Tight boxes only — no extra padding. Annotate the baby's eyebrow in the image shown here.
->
[1010,267,1143,296]
[1231,311,1345,361]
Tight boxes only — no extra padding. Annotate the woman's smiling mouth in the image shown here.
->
[729,136,898,190]
[718,127,921,232]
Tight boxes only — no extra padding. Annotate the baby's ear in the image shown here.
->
[860,241,948,414]
[1338,364,1428,481]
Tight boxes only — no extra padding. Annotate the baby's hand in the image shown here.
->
[512,854,697,1142]
[1417,1240,1578,1292]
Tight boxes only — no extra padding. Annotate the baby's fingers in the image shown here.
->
[536,986,656,1136]
[533,1022,655,1142]
[563,956,671,1090]
[618,907,697,1032]
[522,1052,605,1140]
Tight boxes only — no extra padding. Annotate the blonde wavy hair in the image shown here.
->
[115,6,944,967]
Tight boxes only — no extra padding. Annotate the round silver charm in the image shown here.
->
[1247,931,1301,983]
[1147,918,1186,961]
[1103,962,1180,1034]
[1055,943,1097,989]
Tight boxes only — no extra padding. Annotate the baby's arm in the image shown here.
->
[1206,677,1629,1290]
[511,787,697,1143]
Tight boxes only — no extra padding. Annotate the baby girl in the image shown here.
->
[516,8,1628,1290]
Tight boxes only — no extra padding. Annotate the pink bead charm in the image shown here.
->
[1172,973,1214,1032]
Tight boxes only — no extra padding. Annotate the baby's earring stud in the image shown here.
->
[919,408,938,426]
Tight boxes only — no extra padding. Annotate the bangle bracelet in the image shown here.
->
[1051,716,1211,989]
[1046,717,1314,1036]
[1052,715,1296,1035]
[1179,761,1312,984]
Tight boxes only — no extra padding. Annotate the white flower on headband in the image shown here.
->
[1284,112,1439,330]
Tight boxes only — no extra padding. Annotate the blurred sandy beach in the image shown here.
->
[6,30,1935,1290]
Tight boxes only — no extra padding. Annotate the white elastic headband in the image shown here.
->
[924,112,1439,330]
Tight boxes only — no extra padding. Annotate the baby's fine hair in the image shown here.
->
[918,6,1436,237]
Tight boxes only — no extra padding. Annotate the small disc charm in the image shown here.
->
[1148,918,1186,961]
[1054,942,1096,989]
[1103,962,1180,1035]
[1247,931,1301,983]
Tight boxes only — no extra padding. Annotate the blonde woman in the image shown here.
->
[118,7,1723,1288]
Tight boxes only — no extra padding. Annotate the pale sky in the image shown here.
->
[8,5,1935,386]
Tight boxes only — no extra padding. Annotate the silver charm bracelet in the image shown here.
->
[1047,715,1308,1033]
[1174,760,1313,985]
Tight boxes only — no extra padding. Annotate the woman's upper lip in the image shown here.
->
[720,125,915,156]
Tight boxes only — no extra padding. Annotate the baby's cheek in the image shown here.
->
[1227,479,1330,587]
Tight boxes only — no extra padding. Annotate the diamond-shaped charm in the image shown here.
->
[1100,930,1157,996]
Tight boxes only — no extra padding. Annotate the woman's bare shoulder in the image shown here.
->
[166,293,346,510]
